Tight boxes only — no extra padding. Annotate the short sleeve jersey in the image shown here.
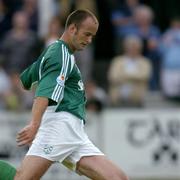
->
[20,40,86,121]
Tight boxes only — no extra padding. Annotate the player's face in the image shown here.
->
[71,17,98,51]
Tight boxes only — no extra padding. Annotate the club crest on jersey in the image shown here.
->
[56,74,65,86]
[78,80,84,91]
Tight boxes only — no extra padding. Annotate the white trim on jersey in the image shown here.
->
[70,55,75,72]
[51,45,71,102]
[51,85,63,101]
[39,56,45,80]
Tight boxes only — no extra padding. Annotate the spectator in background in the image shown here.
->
[75,46,94,82]
[38,0,57,38]
[108,35,152,107]
[44,16,63,47]
[0,0,12,42]
[0,62,27,111]
[0,56,33,111]
[21,0,38,32]
[132,6,161,56]
[160,17,180,101]
[115,5,161,90]
[0,11,37,111]
[111,0,140,54]
[133,5,161,91]
[1,11,38,74]
[9,70,34,111]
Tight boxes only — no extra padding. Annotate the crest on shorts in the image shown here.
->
[43,144,53,154]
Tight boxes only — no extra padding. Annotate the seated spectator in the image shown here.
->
[108,36,152,107]
[160,17,180,100]
[118,5,161,90]
[1,10,38,74]
[21,0,38,32]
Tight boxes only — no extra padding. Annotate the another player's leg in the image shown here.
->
[76,155,129,180]
[14,155,53,180]
[0,160,16,180]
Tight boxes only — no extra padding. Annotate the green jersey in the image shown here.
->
[20,40,86,120]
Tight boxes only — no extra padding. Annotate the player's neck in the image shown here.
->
[60,33,76,52]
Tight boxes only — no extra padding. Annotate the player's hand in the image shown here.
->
[16,123,39,146]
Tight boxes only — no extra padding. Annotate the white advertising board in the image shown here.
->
[103,109,180,179]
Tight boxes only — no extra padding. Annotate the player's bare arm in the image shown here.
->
[16,97,49,146]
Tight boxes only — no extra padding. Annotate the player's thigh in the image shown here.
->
[76,155,128,180]
[14,155,53,180]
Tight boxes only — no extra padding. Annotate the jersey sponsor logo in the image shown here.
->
[56,74,65,87]
[78,80,84,91]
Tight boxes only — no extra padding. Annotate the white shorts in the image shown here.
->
[26,107,104,171]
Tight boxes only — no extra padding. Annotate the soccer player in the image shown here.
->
[13,9,128,180]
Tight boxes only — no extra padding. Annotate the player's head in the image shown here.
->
[64,9,99,51]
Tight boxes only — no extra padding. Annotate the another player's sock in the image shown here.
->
[0,160,16,180]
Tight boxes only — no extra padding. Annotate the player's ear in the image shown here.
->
[68,24,77,35]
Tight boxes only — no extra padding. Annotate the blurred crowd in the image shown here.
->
[0,0,180,112]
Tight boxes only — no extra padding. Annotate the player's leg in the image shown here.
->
[76,155,128,180]
[0,160,16,180]
[61,115,129,180]
[14,155,53,180]
[65,141,128,180]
